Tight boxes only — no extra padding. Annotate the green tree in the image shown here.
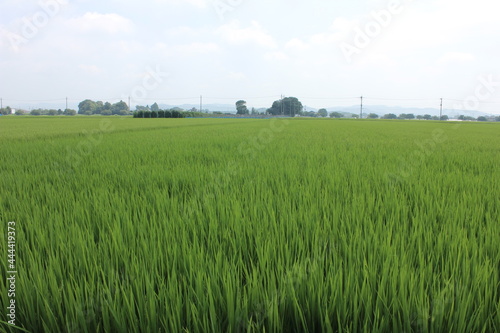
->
[0,107,12,115]
[48,109,58,116]
[136,105,149,111]
[440,115,449,121]
[95,101,104,114]
[111,101,129,115]
[317,109,328,117]
[30,110,41,116]
[103,102,112,113]
[236,100,249,115]
[267,97,303,116]
[495,116,500,122]
[383,113,398,119]
[329,112,343,118]
[367,113,379,119]
[15,110,24,116]
[477,116,487,121]
[423,114,432,120]
[78,99,97,115]
[64,109,77,116]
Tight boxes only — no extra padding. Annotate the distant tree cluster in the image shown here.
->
[133,110,186,118]
[303,111,318,117]
[380,113,449,120]
[135,103,162,112]
[1,106,77,116]
[267,97,303,116]
[78,99,130,115]
[27,108,77,116]
[457,115,496,121]
[0,107,13,115]
[329,112,344,118]
[0,107,31,115]
[236,100,249,115]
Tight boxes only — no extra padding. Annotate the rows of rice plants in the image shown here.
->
[1,117,499,332]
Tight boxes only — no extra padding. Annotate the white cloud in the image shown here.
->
[217,20,277,48]
[78,64,102,75]
[438,52,475,64]
[153,0,208,8]
[174,42,219,54]
[264,51,288,61]
[165,26,199,37]
[2,0,500,113]
[68,12,133,34]
[285,38,308,50]
[227,71,246,80]
[152,41,219,56]
[311,18,358,45]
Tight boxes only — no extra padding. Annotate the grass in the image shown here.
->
[0,116,499,332]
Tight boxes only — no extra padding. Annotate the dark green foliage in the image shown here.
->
[382,113,398,119]
[267,97,303,116]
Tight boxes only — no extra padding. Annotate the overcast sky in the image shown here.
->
[1,0,499,113]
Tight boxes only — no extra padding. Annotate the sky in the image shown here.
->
[1,0,500,114]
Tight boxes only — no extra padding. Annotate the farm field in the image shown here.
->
[1,116,499,332]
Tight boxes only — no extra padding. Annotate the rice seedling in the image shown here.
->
[0,117,498,332]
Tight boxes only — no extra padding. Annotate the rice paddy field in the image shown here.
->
[1,116,499,333]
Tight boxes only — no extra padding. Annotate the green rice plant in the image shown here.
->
[0,117,498,332]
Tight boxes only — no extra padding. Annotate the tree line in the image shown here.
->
[78,100,130,115]
[365,113,498,121]
[235,97,304,116]
[0,107,77,116]
[133,110,188,118]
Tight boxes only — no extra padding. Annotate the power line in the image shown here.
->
[365,97,438,101]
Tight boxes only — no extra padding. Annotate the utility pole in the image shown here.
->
[440,98,443,120]
[65,97,68,111]
[128,96,131,111]
[281,95,284,115]
[1,98,2,109]
[360,96,363,119]
[200,95,203,113]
